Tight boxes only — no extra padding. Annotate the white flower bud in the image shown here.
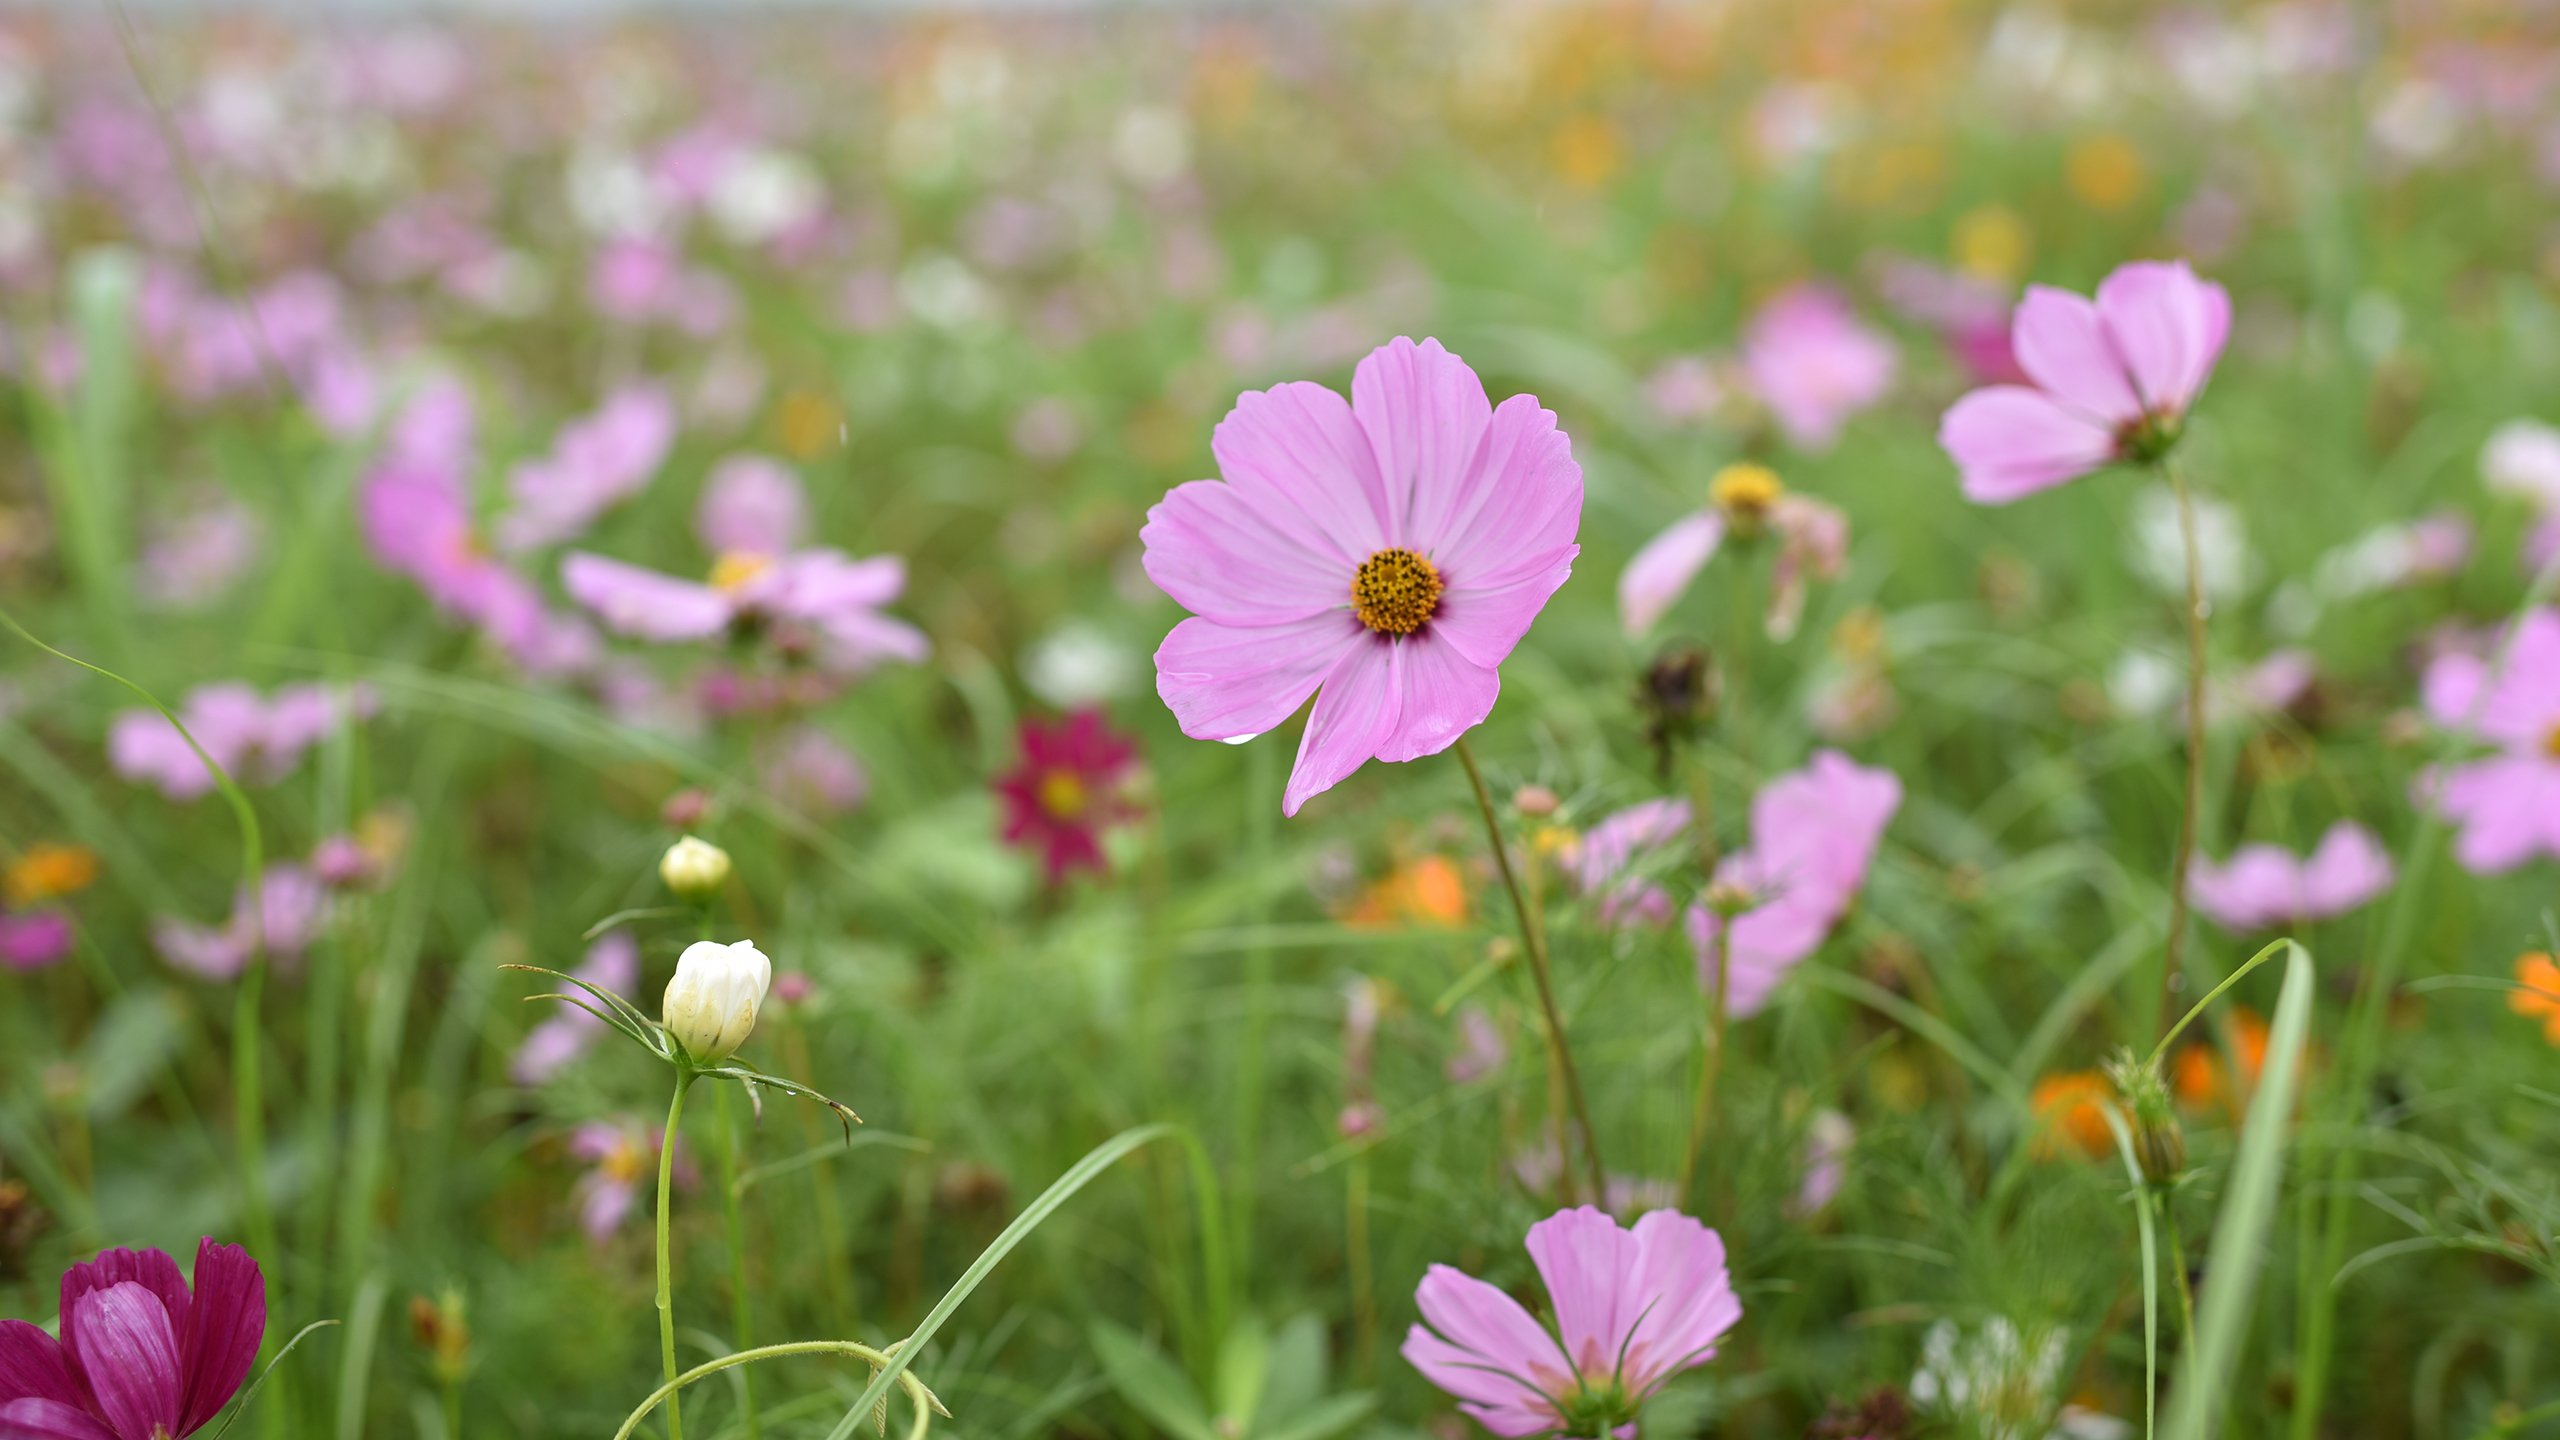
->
[659,836,732,901]
[661,938,771,1062]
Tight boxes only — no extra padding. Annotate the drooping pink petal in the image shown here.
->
[560,552,734,641]
[1284,640,1406,816]
[1398,1329,1559,1438]
[1211,381,1391,563]
[1352,336,1492,545]
[0,1325,81,1412]
[0,1398,119,1440]
[1155,613,1362,743]
[1373,636,1499,764]
[2093,260,2231,417]
[1141,479,1357,625]
[2010,285,2143,425]
[64,1284,182,1440]
[1938,385,2118,504]
[176,1240,263,1434]
[1618,511,1724,636]
[1429,395,1585,593]
[1410,1266,1574,1402]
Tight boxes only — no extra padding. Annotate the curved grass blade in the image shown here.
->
[210,1319,339,1440]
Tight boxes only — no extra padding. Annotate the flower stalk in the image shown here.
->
[657,1067,697,1440]
[2160,456,2209,1038]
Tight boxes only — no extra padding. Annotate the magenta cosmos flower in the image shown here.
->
[1144,337,1584,816]
[1403,1206,1741,1438]
[1686,750,1901,1017]
[2420,608,2560,872]
[0,1238,266,1440]
[2187,821,2394,932]
[1939,260,2231,504]
[993,710,1140,881]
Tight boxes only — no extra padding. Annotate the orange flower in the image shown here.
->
[2029,1070,2115,1160]
[6,843,99,906]
[2511,954,2560,1045]
[1342,855,1470,931]
[2065,134,2148,213]
[2174,1007,2271,1114]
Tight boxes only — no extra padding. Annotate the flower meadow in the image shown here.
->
[4,2,2560,1437]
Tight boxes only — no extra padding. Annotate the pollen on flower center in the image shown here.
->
[1709,461,1784,525]
[2545,722,2560,759]
[1351,548,1443,636]
[1038,770,1088,819]
[709,551,774,593]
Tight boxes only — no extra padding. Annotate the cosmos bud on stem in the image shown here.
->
[659,835,732,902]
[662,938,772,1063]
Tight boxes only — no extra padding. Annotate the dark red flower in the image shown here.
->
[0,1238,267,1440]
[993,710,1139,881]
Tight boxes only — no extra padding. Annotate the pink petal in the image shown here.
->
[1399,1328,1559,1438]
[811,610,933,671]
[178,1240,264,1433]
[1141,479,1355,625]
[1212,380,1391,564]
[560,552,733,641]
[1428,394,1585,593]
[65,1284,182,1440]
[1373,637,1499,764]
[1620,1212,1740,1393]
[2299,822,2393,920]
[1284,639,1406,816]
[1434,551,1577,672]
[1523,1206,1643,1382]
[0,1323,82,1412]
[764,551,905,614]
[1939,385,2117,505]
[1618,511,1724,635]
[1351,337,1492,546]
[0,1399,119,1440]
[695,454,807,556]
[1155,612,1361,744]
[2439,756,2560,874]
[2010,285,2142,425]
[1411,1265,1573,1396]
[2425,611,2560,749]
[2094,260,2230,417]
[2187,845,2293,932]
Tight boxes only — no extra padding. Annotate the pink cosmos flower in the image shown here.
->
[0,1238,266,1440]
[1568,798,1692,928]
[993,710,1140,882]
[1143,337,1584,816]
[497,385,677,553]
[1445,1006,1507,1084]
[1619,480,1849,641]
[1403,1207,1741,1438]
[1939,260,2231,504]
[2482,418,2560,572]
[2188,821,2394,932]
[2419,608,2560,872]
[1789,1110,1854,1219]
[511,932,641,1086]
[1868,254,2025,385]
[562,456,928,674]
[152,865,327,981]
[0,910,74,971]
[1740,286,1897,453]
[568,1119,689,1245]
[1686,751,1902,1016]
[762,726,869,817]
[109,683,373,802]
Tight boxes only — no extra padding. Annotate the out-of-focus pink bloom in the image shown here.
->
[1012,398,1084,463]
[1620,483,1848,641]
[512,932,641,1086]
[153,864,327,981]
[310,836,377,890]
[2484,419,2560,572]
[1869,255,2025,385]
[696,455,808,557]
[1144,337,1584,815]
[2418,608,2560,873]
[0,909,74,971]
[109,682,373,801]
[1740,285,1897,452]
[1445,1006,1506,1084]
[1940,260,2231,504]
[762,726,868,816]
[2235,649,2318,715]
[1403,1206,1741,1438]
[1568,798,1690,928]
[1686,751,1902,1016]
[993,710,1140,881]
[497,385,677,553]
[771,971,815,1007]
[568,1118,687,1245]
[2188,821,2394,932]
[1789,1110,1854,1219]
[1641,356,1729,426]
[137,498,261,612]
[1337,1100,1385,1140]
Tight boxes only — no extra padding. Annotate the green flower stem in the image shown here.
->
[1679,920,1733,1207]
[610,1340,945,1440]
[715,1083,761,1440]
[2158,456,2209,1039]
[657,1068,698,1440]
[1455,736,1607,1203]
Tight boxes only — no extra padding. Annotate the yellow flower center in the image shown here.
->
[601,1138,649,1184]
[1038,770,1088,820]
[1351,548,1443,636]
[1709,462,1784,530]
[2546,723,2560,759]
[709,551,774,594]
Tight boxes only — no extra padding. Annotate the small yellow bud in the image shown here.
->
[659,836,732,902]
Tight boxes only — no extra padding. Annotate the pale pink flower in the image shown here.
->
[1619,486,1849,641]
[1686,751,1902,1016]
[109,683,373,801]
[1445,1006,1506,1084]
[1740,286,1897,452]
[762,726,868,816]
[2188,821,2394,932]
[497,385,677,553]
[1568,799,1691,928]
[1790,1110,1854,1219]
[1939,260,2231,504]
[152,865,327,981]
[1403,1206,1741,1438]
[568,1118,687,1245]
[1144,338,1583,815]
[2418,608,2560,872]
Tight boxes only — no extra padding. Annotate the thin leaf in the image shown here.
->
[211,1319,339,1440]
[1092,1321,1217,1440]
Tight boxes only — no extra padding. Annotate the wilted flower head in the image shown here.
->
[1402,1206,1741,1437]
[1143,337,1583,816]
[0,1237,266,1440]
[1940,260,2230,503]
